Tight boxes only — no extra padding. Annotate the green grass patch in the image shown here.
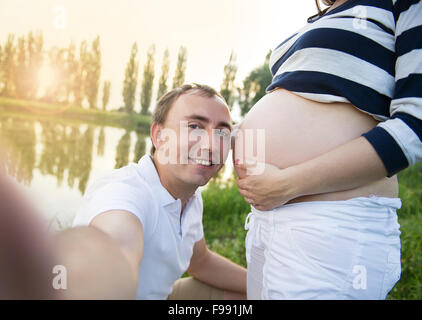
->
[202,178,251,268]
[387,163,422,299]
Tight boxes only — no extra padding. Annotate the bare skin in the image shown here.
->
[0,91,246,300]
[234,88,398,210]
[0,173,58,299]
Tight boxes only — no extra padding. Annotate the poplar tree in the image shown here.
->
[122,42,139,113]
[15,36,28,99]
[28,32,44,100]
[73,40,88,107]
[140,44,155,115]
[0,35,16,97]
[85,36,101,109]
[47,47,67,103]
[11,32,44,100]
[65,42,77,104]
[156,48,170,100]
[220,50,238,110]
[172,46,187,89]
[0,45,3,93]
[238,50,272,116]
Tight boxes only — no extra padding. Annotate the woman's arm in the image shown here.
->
[237,0,422,211]
[236,136,388,211]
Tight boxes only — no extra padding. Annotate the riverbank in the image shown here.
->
[0,97,152,133]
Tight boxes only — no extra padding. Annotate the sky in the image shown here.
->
[0,0,319,114]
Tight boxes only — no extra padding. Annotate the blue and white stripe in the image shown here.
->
[268,0,422,176]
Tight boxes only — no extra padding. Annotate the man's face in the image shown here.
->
[155,92,232,187]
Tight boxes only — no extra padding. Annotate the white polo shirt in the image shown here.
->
[72,155,204,299]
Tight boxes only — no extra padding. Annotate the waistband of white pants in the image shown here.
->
[245,195,401,231]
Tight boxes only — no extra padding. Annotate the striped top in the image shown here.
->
[267,0,422,177]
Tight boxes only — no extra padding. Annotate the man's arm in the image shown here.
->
[89,210,144,281]
[187,238,246,299]
[54,210,144,299]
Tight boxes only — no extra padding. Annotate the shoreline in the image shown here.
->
[0,97,152,133]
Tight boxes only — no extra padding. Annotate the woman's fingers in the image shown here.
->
[245,198,254,205]
[236,178,251,191]
[238,188,254,200]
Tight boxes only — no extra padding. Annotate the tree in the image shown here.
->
[102,80,111,110]
[172,46,187,89]
[238,50,272,117]
[220,50,238,110]
[0,34,16,97]
[46,46,67,103]
[157,48,170,100]
[73,40,88,107]
[64,42,77,104]
[122,42,139,113]
[0,44,2,91]
[11,32,44,100]
[85,36,101,109]
[15,36,29,99]
[140,44,155,115]
[26,31,44,99]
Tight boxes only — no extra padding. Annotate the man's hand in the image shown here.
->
[187,238,246,299]
[0,173,58,299]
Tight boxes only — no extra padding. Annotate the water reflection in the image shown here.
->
[134,132,146,163]
[97,127,105,157]
[0,118,36,185]
[115,130,131,169]
[37,123,95,194]
[0,114,235,229]
[0,115,150,195]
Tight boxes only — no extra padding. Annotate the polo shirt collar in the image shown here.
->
[137,155,199,208]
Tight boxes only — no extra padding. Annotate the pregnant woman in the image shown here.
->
[233,0,422,299]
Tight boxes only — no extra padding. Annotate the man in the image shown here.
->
[66,83,246,299]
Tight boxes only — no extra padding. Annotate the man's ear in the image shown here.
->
[150,122,162,151]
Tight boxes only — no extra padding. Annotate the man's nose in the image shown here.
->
[196,129,211,151]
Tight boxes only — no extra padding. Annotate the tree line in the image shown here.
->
[0,31,272,116]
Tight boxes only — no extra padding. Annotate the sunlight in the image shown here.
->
[37,63,57,96]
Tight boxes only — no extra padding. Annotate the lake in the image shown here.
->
[0,114,234,231]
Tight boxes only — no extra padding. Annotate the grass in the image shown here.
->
[202,177,251,268]
[0,97,151,133]
[201,165,422,300]
[388,163,422,299]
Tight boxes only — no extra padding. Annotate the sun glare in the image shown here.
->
[38,64,57,96]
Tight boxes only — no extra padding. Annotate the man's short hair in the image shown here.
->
[150,83,226,155]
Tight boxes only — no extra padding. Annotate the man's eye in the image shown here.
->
[215,129,230,138]
[188,124,199,129]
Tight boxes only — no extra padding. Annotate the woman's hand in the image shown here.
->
[235,161,299,211]
[235,136,390,211]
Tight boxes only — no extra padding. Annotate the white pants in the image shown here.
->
[245,196,402,300]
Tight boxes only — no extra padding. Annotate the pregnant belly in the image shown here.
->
[234,88,398,203]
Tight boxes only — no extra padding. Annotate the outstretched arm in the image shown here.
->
[54,210,144,299]
[0,173,143,300]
